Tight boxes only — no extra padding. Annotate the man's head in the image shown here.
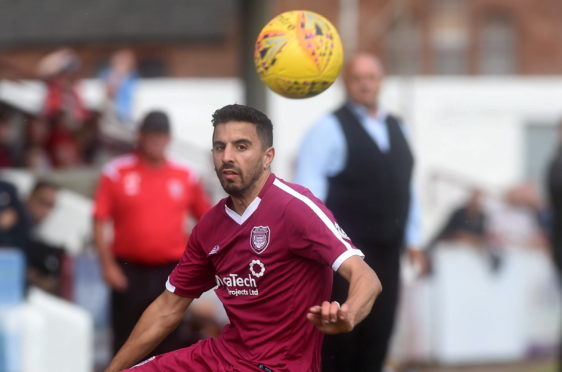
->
[137,110,171,164]
[467,189,484,212]
[211,104,274,198]
[343,53,385,110]
[27,180,58,223]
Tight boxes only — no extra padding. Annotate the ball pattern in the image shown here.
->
[254,10,344,99]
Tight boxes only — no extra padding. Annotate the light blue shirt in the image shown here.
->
[294,102,422,248]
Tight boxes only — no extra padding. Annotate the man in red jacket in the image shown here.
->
[93,110,211,356]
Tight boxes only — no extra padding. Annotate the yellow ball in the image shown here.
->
[254,10,344,99]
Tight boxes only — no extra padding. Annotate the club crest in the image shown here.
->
[250,226,270,254]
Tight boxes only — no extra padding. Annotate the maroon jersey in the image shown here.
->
[167,174,364,371]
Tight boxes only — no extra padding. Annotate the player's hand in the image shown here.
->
[103,261,128,291]
[307,301,355,334]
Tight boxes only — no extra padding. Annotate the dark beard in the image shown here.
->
[217,162,264,197]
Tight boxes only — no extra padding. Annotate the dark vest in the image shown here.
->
[325,104,413,248]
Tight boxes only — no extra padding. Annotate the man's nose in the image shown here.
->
[222,144,235,163]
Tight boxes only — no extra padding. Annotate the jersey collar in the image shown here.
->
[224,173,276,225]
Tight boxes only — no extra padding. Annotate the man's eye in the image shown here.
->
[237,144,247,151]
[213,145,224,151]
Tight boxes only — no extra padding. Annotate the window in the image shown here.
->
[431,0,469,75]
[386,16,422,75]
[479,13,516,75]
[138,59,168,78]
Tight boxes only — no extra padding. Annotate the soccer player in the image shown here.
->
[105,104,381,372]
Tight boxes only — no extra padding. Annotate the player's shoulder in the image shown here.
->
[101,154,138,180]
[270,177,325,214]
[193,197,226,228]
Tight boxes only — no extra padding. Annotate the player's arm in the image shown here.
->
[105,290,193,372]
[307,256,381,334]
[93,218,128,290]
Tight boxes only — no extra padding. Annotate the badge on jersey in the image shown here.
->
[250,226,270,254]
[124,172,140,195]
[167,179,184,199]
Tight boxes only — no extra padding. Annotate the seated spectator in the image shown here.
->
[38,48,90,168]
[77,109,101,165]
[428,189,488,249]
[0,180,26,248]
[0,179,65,294]
[96,49,138,163]
[22,116,51,173]
[0,109,21,168]
[488,183,548,250]
[99,49,138,127]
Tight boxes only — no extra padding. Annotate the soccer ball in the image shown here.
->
[254,10,344,99]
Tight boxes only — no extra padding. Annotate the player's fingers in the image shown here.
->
[338,303,349,320]
[306,311,322,327]
[338,303,354,331]
[308,305,322,314]
[329,301,340,323]
[321,301,331,324]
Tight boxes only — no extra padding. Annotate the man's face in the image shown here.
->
[28,187,57,223]
[212,121,273,197]
[137,132,170,162]
[344,55,384,108]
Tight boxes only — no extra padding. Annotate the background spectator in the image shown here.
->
[0,179,64,294]
[92,110,212,356]
[427,189,488,249]
[38,48,90,168]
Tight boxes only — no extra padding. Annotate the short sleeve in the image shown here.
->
[286,196,364,271]
[166,226,216,298]
[93,174,113,220]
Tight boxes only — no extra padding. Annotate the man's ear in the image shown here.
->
[263,147,275,169]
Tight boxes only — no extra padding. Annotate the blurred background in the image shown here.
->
[0,0,561,371]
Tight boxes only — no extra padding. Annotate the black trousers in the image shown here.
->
[323,240,401,372]
[111,260,188,356]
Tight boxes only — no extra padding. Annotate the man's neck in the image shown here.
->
[348,100,378,118]
[366,104,378,118]
[138,153,165,167]
[229,171,271,215]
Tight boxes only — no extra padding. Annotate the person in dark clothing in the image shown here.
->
[0,179,64,294]
[0,110,21,168]
[0,180,27,248]
[295,53,426,372]
[546,120,562,372]
[429,189,487,248]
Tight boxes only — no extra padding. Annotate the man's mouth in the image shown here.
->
[222,168,239,180]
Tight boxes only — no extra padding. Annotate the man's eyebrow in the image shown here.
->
[233,138,252,145]
[213,138,253,146]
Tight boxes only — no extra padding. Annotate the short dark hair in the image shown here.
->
[31,179,59,195]
[211,104,273,148]
[139,110,171,134]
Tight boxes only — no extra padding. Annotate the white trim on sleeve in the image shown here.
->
[273,178,360,261]
[165,277,176,293]
[331,249,365,271]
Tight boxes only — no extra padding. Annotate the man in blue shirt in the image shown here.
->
[295,53,426,372]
